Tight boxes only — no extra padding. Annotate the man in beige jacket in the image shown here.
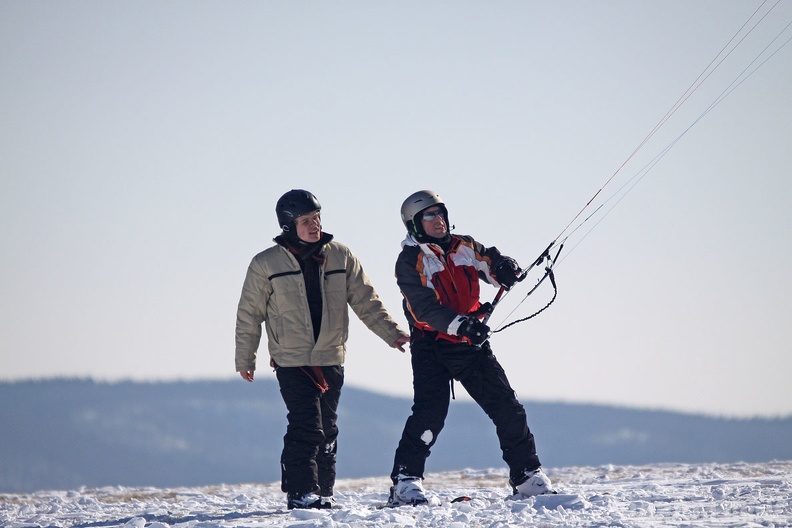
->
[235,189,409,510]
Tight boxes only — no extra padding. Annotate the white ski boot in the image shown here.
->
[512,467,557,498]
[387,476,429,507]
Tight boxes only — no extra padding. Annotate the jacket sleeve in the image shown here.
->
[344,247,409,345]
[234,256,271,372]
[461,235,508,288]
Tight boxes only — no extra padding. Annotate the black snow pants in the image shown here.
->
[276,364,344,496]
[390,334,541,484]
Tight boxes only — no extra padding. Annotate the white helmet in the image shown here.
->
[400,190,449,238]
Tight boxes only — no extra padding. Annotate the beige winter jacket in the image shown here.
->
[235,240,407,371]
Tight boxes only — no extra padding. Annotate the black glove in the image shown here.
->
[457,317,491,345]
[494,256,522,290]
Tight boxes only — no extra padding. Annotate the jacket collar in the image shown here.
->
[275,232,334,260]
[402,233,458,254]
[401,233,421,248]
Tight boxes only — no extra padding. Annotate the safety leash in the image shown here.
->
[481,242,563,332]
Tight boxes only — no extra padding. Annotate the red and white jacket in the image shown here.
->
[395,233,509,343]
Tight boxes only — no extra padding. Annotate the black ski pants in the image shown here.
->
[276,365,343,495]
[390,336,541,484]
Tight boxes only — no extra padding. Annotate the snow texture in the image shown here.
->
[2,461,791,527]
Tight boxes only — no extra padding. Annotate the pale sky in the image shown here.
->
[2,1,790,418]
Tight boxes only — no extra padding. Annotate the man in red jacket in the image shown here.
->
[387,190,556,507]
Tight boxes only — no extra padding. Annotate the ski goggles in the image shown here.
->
[421,209,445,222]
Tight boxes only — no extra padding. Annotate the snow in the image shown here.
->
[3,461,791,527]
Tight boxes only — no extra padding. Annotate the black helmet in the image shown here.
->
[400,189,449,239]
[276,189,321,231]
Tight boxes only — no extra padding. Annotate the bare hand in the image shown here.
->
[391,335,410,352]
[239,370,255,382]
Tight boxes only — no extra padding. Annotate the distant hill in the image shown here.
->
[1,379,790,493]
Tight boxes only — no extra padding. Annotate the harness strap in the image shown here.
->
[300,366,330,393]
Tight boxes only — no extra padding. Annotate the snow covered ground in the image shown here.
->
[2,461,790,528]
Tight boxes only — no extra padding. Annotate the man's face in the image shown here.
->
[420,206,448,239]
[295,210,321,243]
